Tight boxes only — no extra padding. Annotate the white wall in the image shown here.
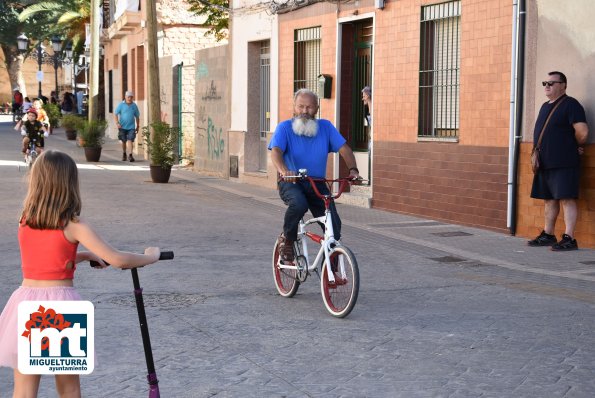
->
[533,0,595,141]
[230,0,279,131]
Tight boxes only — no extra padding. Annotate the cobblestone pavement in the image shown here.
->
[0,121,594,397]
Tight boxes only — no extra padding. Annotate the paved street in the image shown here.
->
[0,118,594,397]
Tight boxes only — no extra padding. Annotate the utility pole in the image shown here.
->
[88,0,100,121]
[146,0,161,128]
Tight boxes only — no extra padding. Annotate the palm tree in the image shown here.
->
[0,2,55,97]
[18,0,91,53]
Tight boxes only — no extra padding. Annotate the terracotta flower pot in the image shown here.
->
[65,129,77,140]
[84,147,102,162]
[150,165,172,183]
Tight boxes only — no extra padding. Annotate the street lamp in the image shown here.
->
[16,33,68,100]
[51,35,63,98]
[16,33,28,52]
[65,42,73,59]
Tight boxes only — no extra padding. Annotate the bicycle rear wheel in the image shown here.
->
[272,238,299,297]
[321,246,359,318]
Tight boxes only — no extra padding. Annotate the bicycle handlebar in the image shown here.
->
[280,169,364,200]
[90,251,174,268]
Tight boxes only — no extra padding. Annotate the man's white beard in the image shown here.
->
[292,116,318,137]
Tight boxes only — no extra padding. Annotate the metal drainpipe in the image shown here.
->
[510,0,526,235]
[177,62,183,162]
[507,0,519,231]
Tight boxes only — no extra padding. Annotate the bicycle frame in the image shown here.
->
[277,176,351,284]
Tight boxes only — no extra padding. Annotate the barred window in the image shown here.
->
[419,1,461,138]
[294,27,321,96]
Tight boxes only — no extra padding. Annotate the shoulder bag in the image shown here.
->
[531,96,567,174]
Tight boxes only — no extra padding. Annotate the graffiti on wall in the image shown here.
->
[202,80,222,100]
[207,117,224,160]
[196,62,209,80]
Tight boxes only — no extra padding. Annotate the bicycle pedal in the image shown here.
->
[327,276,348,289]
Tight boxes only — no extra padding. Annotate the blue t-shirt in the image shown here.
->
[115,101,140,130]
[268,119,346,178]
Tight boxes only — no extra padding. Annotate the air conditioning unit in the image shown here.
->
[375,0,385,9]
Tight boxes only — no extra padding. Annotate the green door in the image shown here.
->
[351,20,373,153]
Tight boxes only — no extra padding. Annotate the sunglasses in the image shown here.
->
[542,81,563,87]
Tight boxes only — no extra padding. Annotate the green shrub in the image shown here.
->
[79,119,107,148]
[142,121,180,168]
[61,114,85,131]
[43,103,61,127]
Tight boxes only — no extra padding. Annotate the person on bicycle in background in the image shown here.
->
[20,108,48,158]
[12,88,23,115]
[268,88,360,265]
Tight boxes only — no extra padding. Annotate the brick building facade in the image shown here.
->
[229,0,594,247]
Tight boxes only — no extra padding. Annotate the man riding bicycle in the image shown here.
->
[268,89,360,265]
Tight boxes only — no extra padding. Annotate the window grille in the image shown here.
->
[294,27,321,96]
[419,1,461,138]
[108,70,113,113]
[121,53,128,99]
[136,46,145,100]
[259,40,271,172]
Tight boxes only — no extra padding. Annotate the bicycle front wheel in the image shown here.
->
[321,246,359,318]
[272,238,300,298]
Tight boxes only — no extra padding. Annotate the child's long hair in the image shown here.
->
[21,150,82,229]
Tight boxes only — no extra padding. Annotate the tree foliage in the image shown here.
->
[18,0,90,51]
[0,2,57,93]
[187,0,229,42]
[0,2,53,51]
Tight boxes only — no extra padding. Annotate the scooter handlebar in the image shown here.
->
[159,251,174,260]
[90,251,174,268]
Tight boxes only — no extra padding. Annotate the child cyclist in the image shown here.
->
[15,99,50,129]
[19,108,48,158]
[0,150,161,397]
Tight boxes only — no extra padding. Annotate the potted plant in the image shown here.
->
[42,102,61,135]
[79,119,106,162]
[142,121,179,183]
[61,114,84,140]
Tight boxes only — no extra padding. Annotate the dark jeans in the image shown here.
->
[278,180,342,241]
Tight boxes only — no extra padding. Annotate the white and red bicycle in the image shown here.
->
[272,169,361,318]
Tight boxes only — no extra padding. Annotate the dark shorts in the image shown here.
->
[118,128,136,142]
[530,167,580,200]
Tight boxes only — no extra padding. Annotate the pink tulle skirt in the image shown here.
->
[0,286,82,368]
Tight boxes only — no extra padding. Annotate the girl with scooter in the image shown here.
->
[0,150,162,397]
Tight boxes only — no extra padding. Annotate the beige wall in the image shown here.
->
[194,45,230,177]
[524,0,595,143]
